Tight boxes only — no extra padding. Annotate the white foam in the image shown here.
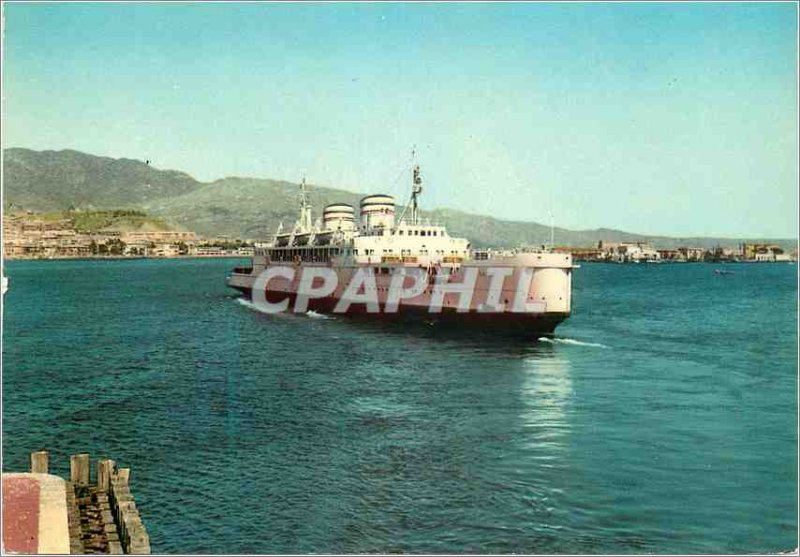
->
[306,310,332,320]
[236,297,272,314]
[538,337,608,349]
[235,298,333,320]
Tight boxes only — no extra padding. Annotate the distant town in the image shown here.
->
[2,210,797,263]
[3,211,254,259]
[554,241,797,263]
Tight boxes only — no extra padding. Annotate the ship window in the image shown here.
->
[399,230,404,235]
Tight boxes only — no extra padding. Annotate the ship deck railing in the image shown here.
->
[471,247,555,259]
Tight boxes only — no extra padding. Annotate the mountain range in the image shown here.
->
[3,148,795,250]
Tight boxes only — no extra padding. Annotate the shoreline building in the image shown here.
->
[598,241,661,263]
[740,243,790,262]
[677,247,706,262]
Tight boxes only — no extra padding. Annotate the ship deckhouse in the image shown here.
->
[257,165,470,268]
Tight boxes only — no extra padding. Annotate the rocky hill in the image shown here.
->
[4,148,201,211]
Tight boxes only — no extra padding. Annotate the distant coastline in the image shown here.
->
[4,148,797,251]
[4,254,251,262]
[4,209,797,264]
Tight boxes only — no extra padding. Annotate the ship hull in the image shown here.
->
[228,283,570,338]
[228,251,575,338]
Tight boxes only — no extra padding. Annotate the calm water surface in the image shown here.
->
[2,259,797,554]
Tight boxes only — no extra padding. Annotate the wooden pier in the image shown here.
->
[3,451,150,555]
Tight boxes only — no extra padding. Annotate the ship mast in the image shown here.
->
[398,150,424,227]
[411,165,422,226]
[298,176,313,232]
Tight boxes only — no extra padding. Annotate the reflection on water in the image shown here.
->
[519,356,573,453]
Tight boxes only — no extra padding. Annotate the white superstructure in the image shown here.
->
[227,162,576,336]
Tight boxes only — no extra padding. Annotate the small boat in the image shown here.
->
[714,269,734,276]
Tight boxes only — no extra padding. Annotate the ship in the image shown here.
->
[227,164,576,337]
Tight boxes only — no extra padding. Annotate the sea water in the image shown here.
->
[2,258,797,553]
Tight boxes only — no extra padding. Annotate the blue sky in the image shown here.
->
[3,2,797,237]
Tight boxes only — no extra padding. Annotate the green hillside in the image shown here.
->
[142,176,364,239]
[4,148,201,211]
[3,148,796,249]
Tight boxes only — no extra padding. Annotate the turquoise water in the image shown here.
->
[2,258,797,554]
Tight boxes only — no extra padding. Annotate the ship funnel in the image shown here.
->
[322,203,355,231]
[360,194,395,230]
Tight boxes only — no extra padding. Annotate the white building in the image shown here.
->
[606,242,661,263]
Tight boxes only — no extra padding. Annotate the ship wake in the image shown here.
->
[305,310,333,320]
[236,297,274,315]
[235,298,334,320]
[538,337,608,349]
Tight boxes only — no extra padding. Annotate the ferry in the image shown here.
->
[227,165,576,337]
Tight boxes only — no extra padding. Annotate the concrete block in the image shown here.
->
[70,453,90,486]
[97,459,114,492]
[30,451,49,474]
[104,523,118,535]
[117,468,131,485]
[129,538,151,554]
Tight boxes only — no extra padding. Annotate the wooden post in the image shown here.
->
[97,459,114,492]
[70,453,90,486]
[30,451,49,474]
